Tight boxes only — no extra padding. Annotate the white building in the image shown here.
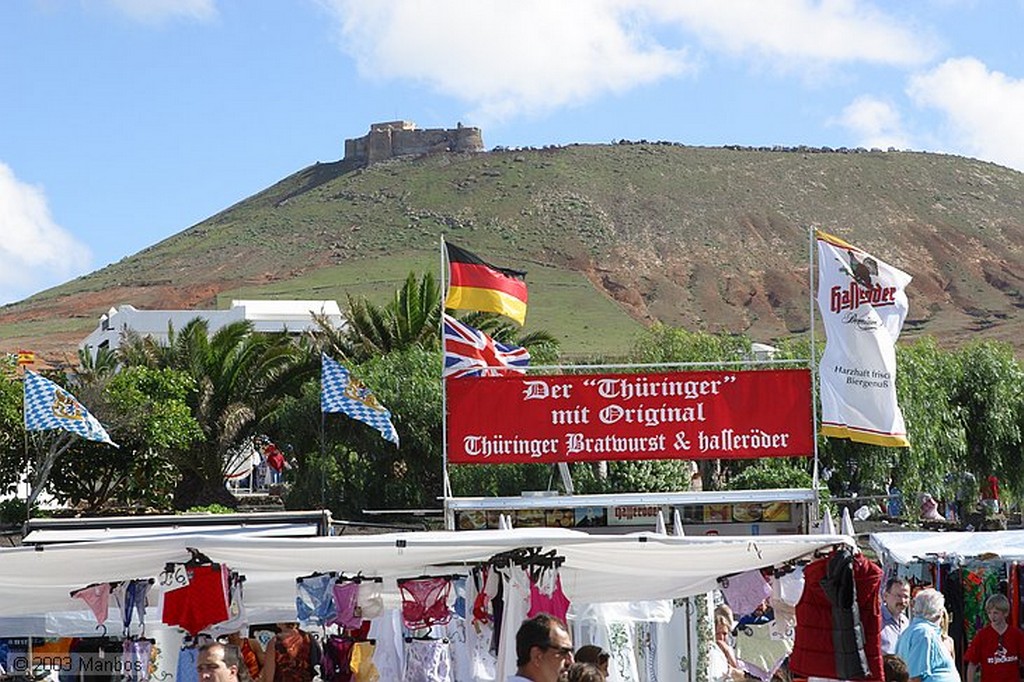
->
[80,299,345,359]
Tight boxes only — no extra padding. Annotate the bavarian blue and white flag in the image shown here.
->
[23,370,117,446]
[321,354,399,446]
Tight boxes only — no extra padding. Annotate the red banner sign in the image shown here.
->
[447,369,813,464]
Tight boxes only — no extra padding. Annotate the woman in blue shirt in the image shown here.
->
[895,589,961,682]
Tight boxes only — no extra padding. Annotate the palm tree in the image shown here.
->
[318,271,443,360]
[119,318,309,507]
[460,311,560,362]
[76,345,120,385]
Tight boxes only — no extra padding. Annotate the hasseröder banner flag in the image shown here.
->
[816,230,912,447]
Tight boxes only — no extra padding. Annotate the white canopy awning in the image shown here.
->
[870,530,1024,564]
[0,528,852,634]
[22,522,321,544]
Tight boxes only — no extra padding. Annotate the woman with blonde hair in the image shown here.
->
[711,605,746,682]
[939,609,955,660]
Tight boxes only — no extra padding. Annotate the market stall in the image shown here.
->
[0,528,854,682]
[870,530,1024,673]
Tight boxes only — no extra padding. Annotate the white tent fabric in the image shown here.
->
[655,510,667,535]
[820,511,837,535]
[870,530,1024,565]
[840,507,856,536]
[22,522,320,544]
[0,529,852,635]
[673,509,685,537]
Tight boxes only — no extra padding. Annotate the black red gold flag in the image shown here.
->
[444,242,528,325]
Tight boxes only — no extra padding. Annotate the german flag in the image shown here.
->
[444,242,528,325]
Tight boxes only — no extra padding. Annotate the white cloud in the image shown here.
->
[834,95,911,149]
[908,57,1024,172]
[0,163,91,305]
[320,0,691,122]
[319,0,936,122]
[94,0,218,24]
[653,0,937,67]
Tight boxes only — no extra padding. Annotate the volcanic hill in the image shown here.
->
[4,141,1024,362]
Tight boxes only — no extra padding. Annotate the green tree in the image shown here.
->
[341,272,442,359]
[0,358,24,497]
[274,347,444,518]
[47,367,202,511]
[76,345,119,384]
[726,458,814,490]
[629,324,752,366]
[118,318,310,508]
[952,340,1024,495]
[891,337,966,498]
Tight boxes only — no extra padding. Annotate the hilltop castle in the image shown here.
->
[344,121,484,165]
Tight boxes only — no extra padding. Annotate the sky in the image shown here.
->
[2,0,1023,306]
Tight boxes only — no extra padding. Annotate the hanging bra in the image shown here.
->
[398,577,453,630]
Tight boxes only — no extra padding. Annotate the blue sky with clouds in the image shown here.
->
[2,0,1023,305]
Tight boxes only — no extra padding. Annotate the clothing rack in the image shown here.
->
[396,573,464,584]
[296,570,337,582]
[336,573,383,584]
[488,546,564,570]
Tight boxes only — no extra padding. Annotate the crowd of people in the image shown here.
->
[190,580,1024,682]
[878,577,1022,682]
[195,622,320,682]
[192,615,610,682]
[703,574,1022,682]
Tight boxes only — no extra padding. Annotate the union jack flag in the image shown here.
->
[443,313,530,379]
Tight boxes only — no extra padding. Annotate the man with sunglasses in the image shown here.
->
[510,613,575,682]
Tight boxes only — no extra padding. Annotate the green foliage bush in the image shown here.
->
[185,504,234,515]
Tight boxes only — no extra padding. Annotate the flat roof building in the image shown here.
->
[80,299,344,359]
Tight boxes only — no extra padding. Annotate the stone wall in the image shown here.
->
[345,121,484,164]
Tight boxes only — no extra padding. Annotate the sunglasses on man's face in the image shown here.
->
[541,644,574,658]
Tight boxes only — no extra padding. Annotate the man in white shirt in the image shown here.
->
[508,613,575,682]
[881,577,911,654]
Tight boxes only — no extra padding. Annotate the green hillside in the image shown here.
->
[4,142,1024,361]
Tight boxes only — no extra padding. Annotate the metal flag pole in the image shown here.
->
[808,226,822,517]
[320,407,326,510]
[439,235,453,528]
[22,420,30,523]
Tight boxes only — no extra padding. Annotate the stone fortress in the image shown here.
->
[344,120,484,165]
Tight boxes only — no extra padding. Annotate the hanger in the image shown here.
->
[396,573,463,584]
[70,581,118,597]
[812,543,849,559]
[95,623,108,637]
[185,547,215,568]
[488,547,564,572]
[773,562,801,579]
[296,570,336,582]
[336,572,383,585]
